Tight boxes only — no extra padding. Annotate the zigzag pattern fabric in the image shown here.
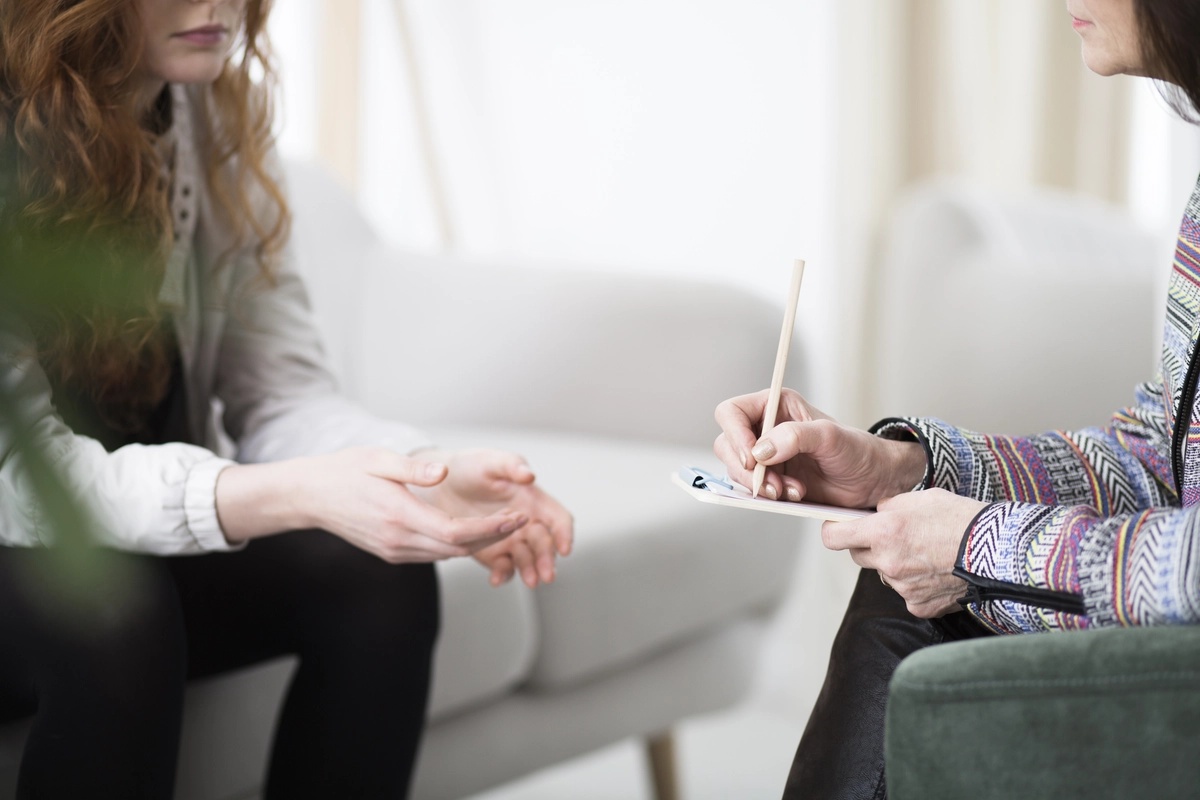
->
[873,175,1200,635]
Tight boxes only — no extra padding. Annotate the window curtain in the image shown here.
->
[314,0,454,249]
[833,0,1135,424]
[316,0,361,190]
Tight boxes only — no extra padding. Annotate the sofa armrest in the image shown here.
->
[885,626,1200,799]
[350,247,808,448]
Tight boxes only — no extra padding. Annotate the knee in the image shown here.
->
[310,545,441,652]
[356,561,440,647]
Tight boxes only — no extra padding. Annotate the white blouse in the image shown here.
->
[0,84,430,554]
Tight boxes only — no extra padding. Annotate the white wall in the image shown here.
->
[1127,81,1200,366]
[271,3,1200,416]
[273,0,840,404]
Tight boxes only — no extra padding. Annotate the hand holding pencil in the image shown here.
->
[708,260,980,622]
[712,259,928,509]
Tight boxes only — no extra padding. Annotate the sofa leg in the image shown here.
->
[645,730,681,800]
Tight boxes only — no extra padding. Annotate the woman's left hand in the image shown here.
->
[820,489,987,618]
[415,448,574,588]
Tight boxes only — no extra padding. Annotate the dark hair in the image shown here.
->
[1134,0,1200,121]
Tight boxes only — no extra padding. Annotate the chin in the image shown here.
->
[163,64,229,86]
[1081,51,1124,77]
[146,51,231,87]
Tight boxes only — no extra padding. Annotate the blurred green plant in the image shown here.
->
[0,226,152,626]
[0,383,146,627]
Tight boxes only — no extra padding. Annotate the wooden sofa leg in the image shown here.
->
[645,730,681,800]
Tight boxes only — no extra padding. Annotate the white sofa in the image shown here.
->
[868,179,1160,435]
[0,162,808,800]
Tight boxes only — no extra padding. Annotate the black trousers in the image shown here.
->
[782,568,994,800]
[0,530,440,800]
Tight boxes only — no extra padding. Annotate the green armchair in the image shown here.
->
[885,625,1200,799]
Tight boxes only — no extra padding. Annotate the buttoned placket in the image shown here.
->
[158,85,202,442]
[158,147,195,311]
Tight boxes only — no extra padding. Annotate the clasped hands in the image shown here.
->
[284,446,573,589]
[713,388,985,618]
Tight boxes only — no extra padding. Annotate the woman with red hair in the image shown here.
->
[0,1,573,797]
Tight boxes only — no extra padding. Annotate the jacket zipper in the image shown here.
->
[953,567,1086,615]
[1171,338,1200,498]
[953,517,1085,615]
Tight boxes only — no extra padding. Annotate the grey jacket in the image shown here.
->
[0,84,430,554]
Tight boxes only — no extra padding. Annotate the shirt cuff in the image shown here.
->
[870,417,932,492]
[184,456,243,552]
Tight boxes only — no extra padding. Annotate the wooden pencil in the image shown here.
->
[753,258,806,498]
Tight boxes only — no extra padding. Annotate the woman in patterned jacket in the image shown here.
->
[0,0,572,797]
[713,1,1199,798]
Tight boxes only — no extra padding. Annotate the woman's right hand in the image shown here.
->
[713,389,927,509]
[216,447,527,563]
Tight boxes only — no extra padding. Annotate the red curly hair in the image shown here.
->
[0,0,289,433]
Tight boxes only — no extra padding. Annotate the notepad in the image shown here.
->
[672,466,873,522]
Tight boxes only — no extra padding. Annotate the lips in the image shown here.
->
[172,24,230,46]
[175,24,227,35]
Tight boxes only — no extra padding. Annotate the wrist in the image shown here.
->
[216,459,315,543]
[884,439,928,498]
[280,457,323,530]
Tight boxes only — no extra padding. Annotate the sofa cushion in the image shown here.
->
[353,247,804,450]
[426,426,806,690]
[428,556,538,720]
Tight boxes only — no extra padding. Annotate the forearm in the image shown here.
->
[215,459,316,543]
[875,416,1171,512]
[959,502,1200,633]
[215,446,537,566]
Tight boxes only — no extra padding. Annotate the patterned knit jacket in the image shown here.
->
[873,177,1200,635]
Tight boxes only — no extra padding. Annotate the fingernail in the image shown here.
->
[786,485,800,502]
[500,517,524,534]
[425,463,445,479]
[763,483,779,500]
[738,449,752,468]
[752,440,776,460]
